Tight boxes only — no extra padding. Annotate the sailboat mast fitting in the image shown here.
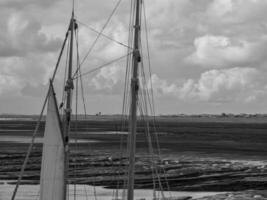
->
[127,0,141,200]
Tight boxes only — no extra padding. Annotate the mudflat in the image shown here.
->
[0,115,267,199]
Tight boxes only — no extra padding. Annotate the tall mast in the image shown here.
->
[127,0,141,200]
[63,10,75,198]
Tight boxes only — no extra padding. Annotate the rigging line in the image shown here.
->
[141,0,163,165]
[120,45,132,132]
[60,36,70,117]
[140,1,170,198]
[52,31,70,81]
[143,0,156,117]
[73,0,123,77]
[75,29,97,200]
[118,61,131,196]
[75,27,96,200]
[122,0,136,196]
[77,20,132,50]
[139,92,165,197]
[75,28,87,117]
[11,27,70,200]
[74,74,78,200]
[142,2,166,171]
[137,103,156,198]
[121,10,134,121]
[138,101,165,199]
[140,65,172,197]
[139,43,154,122]
[120,0,136,197]
[11,87,48,200]
[118,41,132,200]
[73,27,80,200]
[139,29,172,198]
[139,46,172,196]
[73,52,133,79]
[124,0,135,126]
[79,66,87,116]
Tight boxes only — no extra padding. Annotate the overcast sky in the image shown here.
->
[1,0,267,115]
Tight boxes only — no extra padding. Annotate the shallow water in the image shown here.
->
[0,135,98,143]
[0,183,224,200]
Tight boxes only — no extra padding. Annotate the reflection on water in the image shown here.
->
[0,183,224,200]
[0,136,98,143]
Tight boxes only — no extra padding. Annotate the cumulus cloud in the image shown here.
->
[202,0,267,42]
[93,20,128,60]
[0,52,57,98]
[150,67,266,103]
[0,10,62,97]
[1,0,267,114]
[206,0,267,24]
[0,74,22,96]
[186,35,267,68]
[144,0,207,49]
[90,64,124,91]
[0,13,61,57]
[0,0,57,9]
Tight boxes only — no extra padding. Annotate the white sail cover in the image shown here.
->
[40,85,65,200]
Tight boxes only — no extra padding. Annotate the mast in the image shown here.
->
[127,0,141,200]
[63,11,75,198]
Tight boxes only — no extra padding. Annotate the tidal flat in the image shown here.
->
[0,115,267,199]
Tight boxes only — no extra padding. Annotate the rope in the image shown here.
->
[73,0,123,77]
[11,27,70,200]
[143,1,172,197]
[143,1,156,117]
[139,4,172,195]
[60,35,70,116]
[11,94,47,200]
[77,20,132,50]
[51,31,70,81]
[139,45,171,198]
[138,57,165,197]
[75,25,94,200]
[138,104,158,199]
[73,27,80,200]
[75,22,97,200]
[75,28,87,117]
[72,52,133,79]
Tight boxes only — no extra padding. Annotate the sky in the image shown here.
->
[1,0,267,115]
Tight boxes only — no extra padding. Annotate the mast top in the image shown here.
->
[72,0,75,15]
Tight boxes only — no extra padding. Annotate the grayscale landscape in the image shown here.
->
[1,115,267,199]
[1,0,267,199]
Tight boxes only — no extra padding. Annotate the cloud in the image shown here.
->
[186,35,267,68]
[0,53,57,98]
[0,0,57,9]
[0,13,61,57]
[1,0,267,114]
[148,74,180,96]
[150,67,266,103]
[90,64,124,91]
[0,74,22,96]
[144,0,208,49]
[93,20,128,60]
[0,10,61,98]
[206,0,267,24]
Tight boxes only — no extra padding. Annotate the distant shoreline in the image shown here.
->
[1,113,267,123]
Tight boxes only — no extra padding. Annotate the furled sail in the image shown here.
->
[40,83,65,200]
